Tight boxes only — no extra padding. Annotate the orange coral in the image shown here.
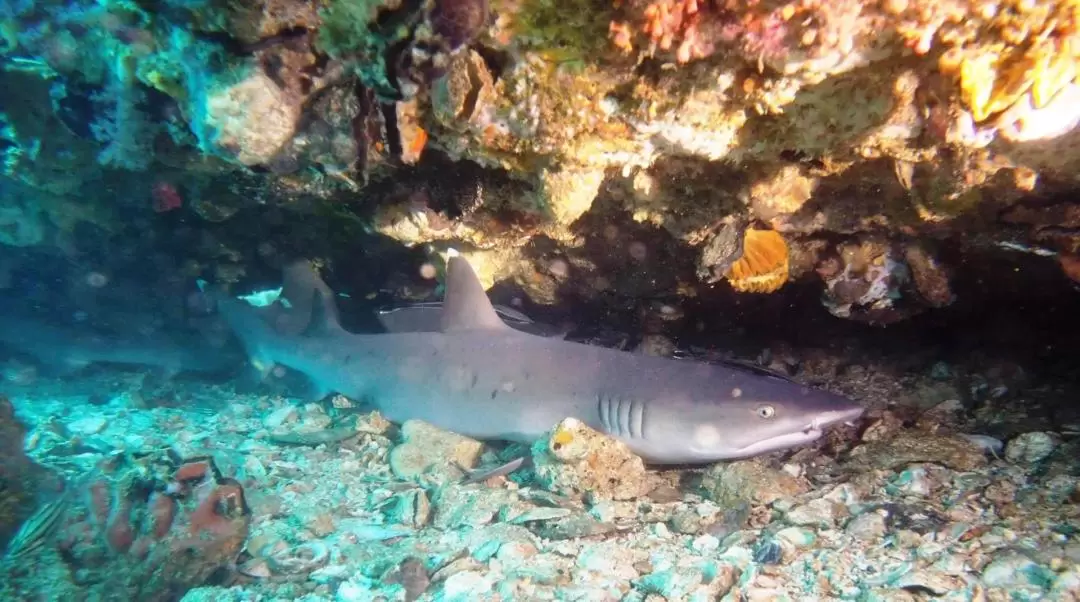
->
[725,228,790,293]
[611,0,710,63]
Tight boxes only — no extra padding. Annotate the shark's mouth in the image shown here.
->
[732,428,824,457]
[737,410,863,455]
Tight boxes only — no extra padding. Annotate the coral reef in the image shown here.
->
[530,417,655,501]
[0,450,251,600]
[0,395,59,552]
[1,0,1079,321]
[815,236,954,324]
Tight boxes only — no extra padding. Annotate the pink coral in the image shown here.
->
[5,453,251,599]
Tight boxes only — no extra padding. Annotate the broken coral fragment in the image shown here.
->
[698,458,808,508]
[389,420,485,484]
[531,417,654,501]
[843,432,988,473]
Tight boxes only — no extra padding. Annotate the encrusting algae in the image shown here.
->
[912,0,1080,126]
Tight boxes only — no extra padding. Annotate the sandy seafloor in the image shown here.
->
[5,347,1080,602]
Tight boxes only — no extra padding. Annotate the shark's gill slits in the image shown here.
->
[630,399,645,439]
[597,394,610,433]
[618,398,631,438]
[597,394,646,439]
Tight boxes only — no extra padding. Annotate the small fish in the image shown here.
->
[959,433,1005,457]
[3,490,69,561]
[461,456,530,484]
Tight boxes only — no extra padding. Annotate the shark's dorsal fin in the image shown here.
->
[304,288,345,337]
[440,255,509,332]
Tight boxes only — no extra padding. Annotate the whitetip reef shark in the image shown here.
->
[216,255,865,464]
[0,311,235,377]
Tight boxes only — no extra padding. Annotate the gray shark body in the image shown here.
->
[0,313,235,376]
[218,257,864,464]
[377,302,569,338]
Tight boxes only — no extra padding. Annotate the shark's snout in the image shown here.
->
[808,405,865,432]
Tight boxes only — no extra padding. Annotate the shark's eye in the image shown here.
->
[756,405,776,419]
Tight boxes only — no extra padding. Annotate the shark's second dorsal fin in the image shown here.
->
[304,288,345,337]
[440,255,509,332]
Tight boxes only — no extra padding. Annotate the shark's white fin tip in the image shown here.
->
[440,255,509,332]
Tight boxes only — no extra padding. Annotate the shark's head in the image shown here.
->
[632,372,864,464]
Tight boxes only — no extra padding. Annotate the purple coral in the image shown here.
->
[430,0,489,50]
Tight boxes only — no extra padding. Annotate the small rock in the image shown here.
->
[264,405,299,429]
[439,570,493,599]
[699,459,808,507]
[845,511,887,541]
[1051,566,1080,596]
[775,526,816,549]
[1005,431,1060,464]
[844,433,987,472]
[981,552,1052,591]
[890,466,933,496]
[495,541,538,563]
[893,570,966,596]
[691,534,721,553]
[531,417,652,501]
[432,485,515,530]
[785,498,844,528]
[389,420,484,484]
[68,416,107,435]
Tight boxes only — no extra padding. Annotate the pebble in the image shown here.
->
[263,405,299,429]
[775,526,816,548]
[389,420,484,483]
[699,459,807,507]
[690,533,720,553]
[68,415,107,435]
[785,498,842,528]
[1005,431,1059,464]
[440,571,493,600]
[981,552,1051,590]
[1051,566,1080,595]
[845,511,887,541]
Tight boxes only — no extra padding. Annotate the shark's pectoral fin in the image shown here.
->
[440,254,513,333]
[304,378,334,402]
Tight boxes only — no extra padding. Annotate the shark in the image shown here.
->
[377,301,569,338]
[216,255,865,464]
[0,311,236,377]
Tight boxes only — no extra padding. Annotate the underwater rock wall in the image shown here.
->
[1,0,1079,323]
